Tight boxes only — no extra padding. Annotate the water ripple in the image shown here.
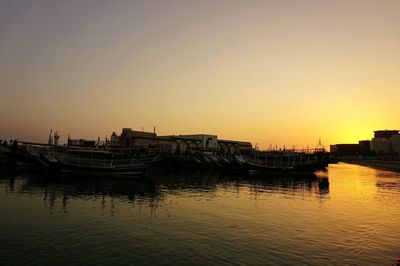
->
[0,164,399,265]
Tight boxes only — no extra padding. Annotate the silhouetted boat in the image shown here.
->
[241,151,329,173]
[0,145,11,164]
[42,147,161,176]
[5,140,328,175]
[8,144,161,176]
[2,142,48,167]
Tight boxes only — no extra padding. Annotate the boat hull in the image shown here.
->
[242,152,329,173]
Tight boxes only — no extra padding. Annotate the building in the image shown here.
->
[106,128,252,155]
[358,140,371,154]
[390,134,400,156]
[374,130,399,139]
[120,128,157,150]
[67,138,96,147]
[107,128,157,151]
[156,134,252,155]
[371,129,400,155]
[371,137,391,154]
[331,129,400,157]
[219,139,252,155]
[160,134,218,150]
[154,134,216,154]
[109,131,121,146]
[330,144,359,156]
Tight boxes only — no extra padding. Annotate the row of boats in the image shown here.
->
[0,141,329,176]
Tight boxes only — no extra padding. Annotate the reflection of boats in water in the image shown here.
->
[30,174,160,199]
[147,167,330,196]
[0,165,329,216]
[1,165,329,199]
[0,167,161,201]
[248,172,329,196]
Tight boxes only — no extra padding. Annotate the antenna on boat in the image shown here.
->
[48,129,53,145]
[54,131,59,146]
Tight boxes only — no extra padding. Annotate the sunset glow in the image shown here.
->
[1,1,399,148]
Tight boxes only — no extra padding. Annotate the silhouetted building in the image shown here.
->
[219,139,252,154]
[358,140,371,154]
[374,130,399,139]
[107,128,252,155]
[68,139,96,147]
[156,134,252,155]
[391,134,400,156]
[371,129,400,155]
[110,131,120,146]
[106,128,157,150]
[330,144,359,156]
[120,128,157,149]
[371,138,390,154]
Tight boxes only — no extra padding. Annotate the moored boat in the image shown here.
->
[241,150,329,173]
[11,144,161,176]
[44,147,161,176]
[0,145,11,165]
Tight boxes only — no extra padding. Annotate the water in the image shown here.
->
[0,163,399,265]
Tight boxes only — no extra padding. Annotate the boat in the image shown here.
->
[0,145,11,164]
[16,144,160,176]
[241,150,329,173]
[4,136,329,175]
[46,147,160,176]
[1,141,49,167]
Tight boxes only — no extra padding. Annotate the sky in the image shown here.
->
[0,0,399,149]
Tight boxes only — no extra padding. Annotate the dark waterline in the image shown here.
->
[0,163,399,265]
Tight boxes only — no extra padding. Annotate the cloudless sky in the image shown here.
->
[1,0,399,148]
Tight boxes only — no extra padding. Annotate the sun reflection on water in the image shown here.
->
[0,163,399,265]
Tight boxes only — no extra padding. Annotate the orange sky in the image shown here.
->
[0,1,399,149]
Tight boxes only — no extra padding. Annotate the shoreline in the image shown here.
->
[341,160,400,172]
